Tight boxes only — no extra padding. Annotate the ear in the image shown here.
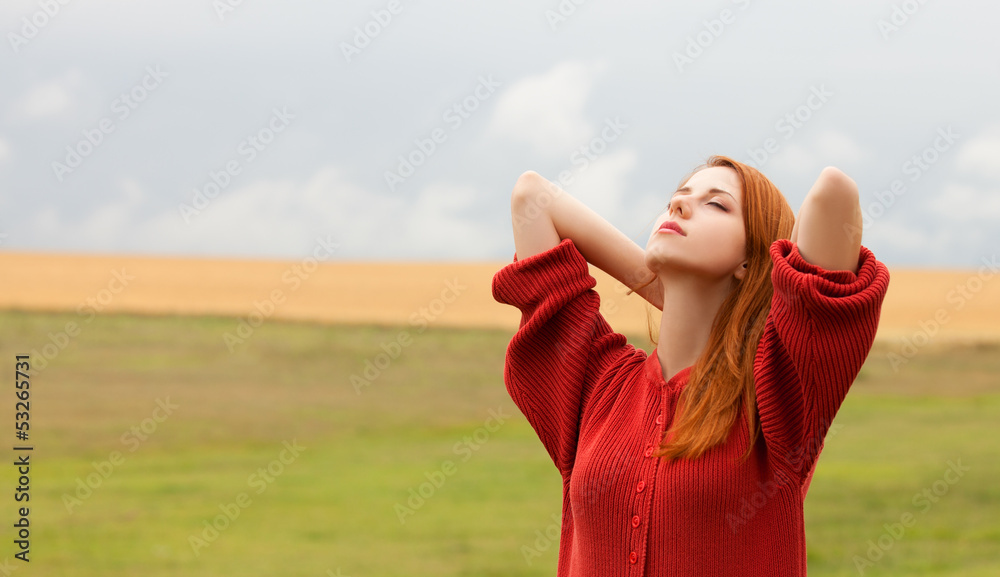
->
[734,261,748,281]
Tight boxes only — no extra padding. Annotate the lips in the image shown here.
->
[658,221,685,236]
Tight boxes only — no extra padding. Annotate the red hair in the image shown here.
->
[628,155,795,461]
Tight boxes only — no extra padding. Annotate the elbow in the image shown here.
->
[511,170,543,200]
[813,166,859,204]
[806,166,865,261]
[807,166,861,225]
[511,170,545,207]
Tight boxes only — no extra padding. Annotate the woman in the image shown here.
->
[491,155,890,576]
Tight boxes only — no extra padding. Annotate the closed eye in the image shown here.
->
[665,200,730,212]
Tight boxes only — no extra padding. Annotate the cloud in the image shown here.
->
[765,142,819,178]
[864,219,935,253]
[1,3,998,266]
[22,167,370,258]
[483,59,609,159]
[12,69,85,120]
[566,147,639,229]
[955,128,1000,181]
[21,166,507,260]
[814,129,864,166]
[119,176,147,205]
[765,129,865,180]
[400,182,507,259]
[26,176,148,250]
[923,183,1000,223]
[150,167,375,257]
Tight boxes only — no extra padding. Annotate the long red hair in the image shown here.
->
[628,155,795,461]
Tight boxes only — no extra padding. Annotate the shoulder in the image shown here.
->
[593,343,649,392]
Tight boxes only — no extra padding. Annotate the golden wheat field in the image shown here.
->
[1,250,999,343]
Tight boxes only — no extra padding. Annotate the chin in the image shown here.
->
[644,247,677,273]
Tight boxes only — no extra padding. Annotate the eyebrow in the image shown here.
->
[672,186,739,204]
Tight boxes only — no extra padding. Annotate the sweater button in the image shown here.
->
[644,446,653,458]
[629,551,638,564]
[636,480,645,492]
[631,515,640,528]
[655,414,663,425]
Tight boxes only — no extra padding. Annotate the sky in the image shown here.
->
[0,0,997,268]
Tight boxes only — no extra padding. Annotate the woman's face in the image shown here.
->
[644,166,747,282]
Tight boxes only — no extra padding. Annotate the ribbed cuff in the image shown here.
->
[770,238,883,299]
[492,238,594,307]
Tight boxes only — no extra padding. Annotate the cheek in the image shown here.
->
[714,222,746,260]
[728,222,746,246]
[732,232,748,260]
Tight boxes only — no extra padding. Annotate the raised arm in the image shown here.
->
[510,170,662,309]
[789,166,863,275]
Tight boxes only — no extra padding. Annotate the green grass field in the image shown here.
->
[0,309,998,576]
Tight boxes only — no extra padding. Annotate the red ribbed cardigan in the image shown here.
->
[492,237,890,576]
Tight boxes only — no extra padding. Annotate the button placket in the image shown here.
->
[624,381,673,571]
[627,371,672,572]
[627,399,662,573]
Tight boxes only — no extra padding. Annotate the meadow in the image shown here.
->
[0,309,998,576]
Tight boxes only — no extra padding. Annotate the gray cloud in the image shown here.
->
[0,0,997,266]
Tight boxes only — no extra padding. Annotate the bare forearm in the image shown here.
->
[511,171,661,308]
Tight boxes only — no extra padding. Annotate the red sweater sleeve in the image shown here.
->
[755,239,890,482]
[491,238,629,477]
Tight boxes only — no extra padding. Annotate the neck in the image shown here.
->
[656,273,734,383]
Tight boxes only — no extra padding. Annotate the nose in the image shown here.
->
[668,195,688,219]
[653,195,689,235]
